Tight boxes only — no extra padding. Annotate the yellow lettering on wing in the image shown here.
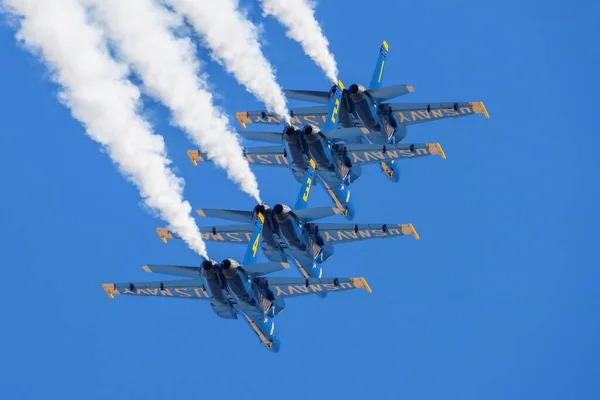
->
[411,111,426,121]
[136,288,148,295]
[123,288,135,295]
[294,285,310,294]
[288,285,304,295]
[324,231,337,242]
[459,107,472,115]
[210,233,224,241]
[417,111,431,119]
[175,288,192,297]
[372,229,387,237]
[226,233,243,242]
[358,230,372,238]
[352,153,364,163]
[193,288,207,298]
[386,150,397,159]
[256,155,272,164]
[388,228,401,236]
[274,154,288,165]
[254,115,267,123]
[245,155,255,164]
[160,288,173,296]
[146,288,159,295]
[267,116,282,123]
[444,109,459,117]
[415,148,428,156]
[244,232,253,241]
[290,116,301,125]
[340,282,353,289]
[324,283,339,291]
[303,115,319,125]
[275,286,287,297]
[430,109,443,118]
[309,284,323,292]
[397,112,410,123]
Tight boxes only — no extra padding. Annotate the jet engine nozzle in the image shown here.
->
[349,84,366,102]
[273,204,291,223]
[201,259,219,278]
[302,125,320,143]
[254,203,269,216]
[221,258,240,278]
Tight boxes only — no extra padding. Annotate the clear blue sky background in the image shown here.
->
[1,0,599,398]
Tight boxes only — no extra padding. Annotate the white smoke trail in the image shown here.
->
[260,0,338,83]
[166,0,290,124]
[85,0,262,202]
[2,0,209,258]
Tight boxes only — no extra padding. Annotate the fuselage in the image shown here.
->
[201,259,282,352]
[254,204,333,278]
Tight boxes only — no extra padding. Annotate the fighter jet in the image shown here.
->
[101,210,371,353]
[187,77,447,219]
[156,158,419,280]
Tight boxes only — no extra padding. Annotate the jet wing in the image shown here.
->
[237,130,283,144]
[311,223,419,244]
[187,148,289,168]
[101,279,211,300]
[156,226,254,244]
[256,276,372,298]
[386,101,489,126]
[235,106,329,129]
[283,89,330,104]
[341,143,446,165]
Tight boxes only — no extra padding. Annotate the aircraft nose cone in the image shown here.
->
[349,84,359,94]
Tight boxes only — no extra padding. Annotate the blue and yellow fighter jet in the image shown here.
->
[102,211,372,353]
[188,78,446,220]
[187,40,488,218]
[156,158,419,280]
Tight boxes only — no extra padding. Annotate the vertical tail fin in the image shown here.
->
[322,80,345,131]
[294,159,316,210]
[243,211,265,265]
[369,40,389,90]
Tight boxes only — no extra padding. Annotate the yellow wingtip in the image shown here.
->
[235,111,250,129]
[156,227,168,244]
[435,143,447,160]
[406,85,415,93]
[479,102,490,118]
[186,150,198,166]
[142,265,151,273]
[360,277,373,294]
[196,209,206,217]
[382,40,389,51]
[409,223,420,240]
[101,283,115,300]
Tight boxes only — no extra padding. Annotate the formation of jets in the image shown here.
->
[102,40,489,352]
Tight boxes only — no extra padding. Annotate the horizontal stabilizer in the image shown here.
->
[256,276,372,298]
[283,89,330,104]
[369,84,414,101]
[294,207,342,222]
[244,261,290,276]
[238,130,283,144]
[342,142,445,165]
[142,264,201,278]
[197,208,254,222]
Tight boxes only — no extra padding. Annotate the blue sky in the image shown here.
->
[1,0,599,398]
